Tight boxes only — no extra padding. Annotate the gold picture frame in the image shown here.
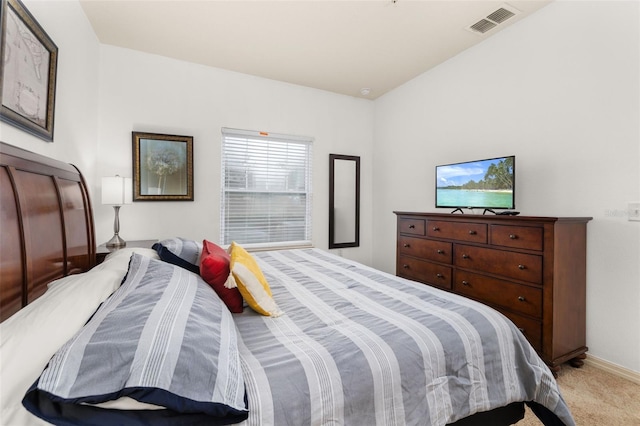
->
[132,132,194,201]
[0,0,58,141]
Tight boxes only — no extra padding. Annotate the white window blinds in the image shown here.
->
[221,128,313,248]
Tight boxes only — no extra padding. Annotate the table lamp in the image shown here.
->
[102,175,132,248]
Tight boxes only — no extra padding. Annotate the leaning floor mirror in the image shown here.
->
[329,154,360,249]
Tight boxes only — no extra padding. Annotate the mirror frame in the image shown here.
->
[329,154,360,249]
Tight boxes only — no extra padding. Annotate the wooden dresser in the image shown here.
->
[394,212,591,373]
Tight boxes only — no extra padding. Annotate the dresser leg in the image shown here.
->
[549,365,561,378]
[568,353,587,368]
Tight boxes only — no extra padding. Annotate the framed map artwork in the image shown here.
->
[132,132,194,201]
[0,0,58,141]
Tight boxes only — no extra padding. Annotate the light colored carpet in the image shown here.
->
[517,362,640,425]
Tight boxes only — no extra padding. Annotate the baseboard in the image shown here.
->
[585,355,640,384]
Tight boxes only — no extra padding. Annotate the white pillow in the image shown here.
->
[0,248,159,425]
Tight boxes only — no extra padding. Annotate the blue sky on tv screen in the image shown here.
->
[437,159,500,187]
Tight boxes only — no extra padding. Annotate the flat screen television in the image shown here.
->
[436,155,515,212]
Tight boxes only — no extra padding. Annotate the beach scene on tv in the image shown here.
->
[436,157,514,209]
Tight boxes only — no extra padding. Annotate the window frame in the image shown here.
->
[220,128,313,250]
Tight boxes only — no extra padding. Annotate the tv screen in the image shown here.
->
[436,155,515,211]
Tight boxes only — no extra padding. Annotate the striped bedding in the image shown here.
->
[20,247,574,426]
[23,254,249,426]
[234,248,574,426]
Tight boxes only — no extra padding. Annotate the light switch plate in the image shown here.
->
[629,202,640,221]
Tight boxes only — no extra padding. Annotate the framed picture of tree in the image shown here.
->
[132,132,194,201]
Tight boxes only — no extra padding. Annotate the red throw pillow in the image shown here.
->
[199,240,243,313]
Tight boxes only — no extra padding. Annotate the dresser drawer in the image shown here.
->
[399,236,452,264]
[398,256,452,290]
[490,225,543,251]
[454,271,542,318]
[501,310,542,353]
[427,220,487,244]
[454,244,542,284]
[399,218,426,236]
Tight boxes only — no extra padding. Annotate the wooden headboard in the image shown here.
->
[0,142,96,321]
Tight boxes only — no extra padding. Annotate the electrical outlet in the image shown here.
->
[629,202,640,222]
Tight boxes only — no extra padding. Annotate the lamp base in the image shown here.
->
[106,234,127,248]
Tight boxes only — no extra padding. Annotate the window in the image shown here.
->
[221,128,313,248]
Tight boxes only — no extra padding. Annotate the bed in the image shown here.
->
[0,141,574,426]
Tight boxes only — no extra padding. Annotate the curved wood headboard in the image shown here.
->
[0,142,96,321]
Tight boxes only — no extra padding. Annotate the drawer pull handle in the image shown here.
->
[518,327,525,333]
[462,280,470,286]
[436,273,443,278]
[403,264,409,269]
[518,264,525,270]
[409,224,415,229]
[518,296,526,302]
[437,249,444,254]
[468,230,477,235]
[403,243,410,248]
[462,254,469,259]
[509,234,517,239]
[432,226,440,231]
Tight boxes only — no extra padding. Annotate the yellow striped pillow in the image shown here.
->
[226,242,283,317]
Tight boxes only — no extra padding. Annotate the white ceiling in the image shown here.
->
[80,0,552,99]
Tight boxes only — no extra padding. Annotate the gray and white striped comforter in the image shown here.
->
[234,248,574,426]
[23,254,248,426]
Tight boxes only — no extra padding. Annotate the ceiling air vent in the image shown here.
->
[470,19,497,34]
[467,4,520,35]
[487,7,516,24]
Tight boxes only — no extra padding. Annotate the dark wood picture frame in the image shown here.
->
[132,132,194,201]
[0,0,58,141]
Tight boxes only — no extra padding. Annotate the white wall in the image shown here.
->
[95,45,375,265]
[2,0,374,266]
[373,1,640,373]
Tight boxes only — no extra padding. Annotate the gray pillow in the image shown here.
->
[152,237,202,274]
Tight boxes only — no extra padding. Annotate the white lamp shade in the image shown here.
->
[101,176,133,205]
